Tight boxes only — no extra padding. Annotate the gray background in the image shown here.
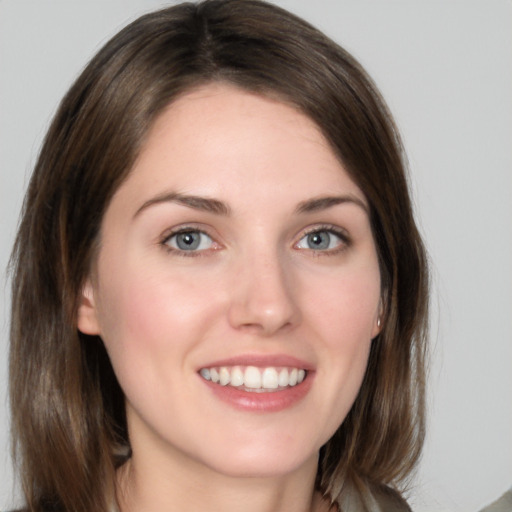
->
[1,1,511,510]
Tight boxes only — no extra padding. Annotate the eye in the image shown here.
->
[295,228,347,252]
[163,229,214,252]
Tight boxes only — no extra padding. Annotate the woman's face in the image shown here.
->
[78,84,382,479]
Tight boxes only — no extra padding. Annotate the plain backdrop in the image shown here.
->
[1,1,511,511]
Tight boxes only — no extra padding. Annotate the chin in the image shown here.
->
[206,452,318,480]
[192,435,321,480]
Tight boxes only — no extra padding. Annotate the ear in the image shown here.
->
[77,280,101,335]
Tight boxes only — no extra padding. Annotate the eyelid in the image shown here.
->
[294,224,351,253]
[299,224,350,240]
[159,224,222,256]
[157,222,351,257]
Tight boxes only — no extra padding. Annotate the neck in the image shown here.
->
[116,448,329,512]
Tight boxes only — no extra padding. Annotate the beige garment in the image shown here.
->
[479,487,512,512]
[4,483,412,512]
[335,484,411,512]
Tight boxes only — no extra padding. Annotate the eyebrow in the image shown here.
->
[295,195,368,214]
[134,192,367,219]
[134,192,231,218]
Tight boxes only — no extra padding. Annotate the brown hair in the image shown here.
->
[9,1,429,511]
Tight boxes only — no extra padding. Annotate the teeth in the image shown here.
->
[231,366,244,387]
[278,368,289,387]
[210,368,219,383]
[262,368,278,389]
[244,366,262,388]
[199,365,307,390]
[219,367,230,386]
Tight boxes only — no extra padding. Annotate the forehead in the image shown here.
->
[115,83,367,209]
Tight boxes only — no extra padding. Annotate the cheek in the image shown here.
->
[329,273,379,375]
[301,267,379,425]
[94,271,222,433]
[95,268,218,376]
[306,266,380,345]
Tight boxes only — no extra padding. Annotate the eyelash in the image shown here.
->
[160,226,218,258]
[296,224,351,256]
[159,224,351,257]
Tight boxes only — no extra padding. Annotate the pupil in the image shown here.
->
[177,232,200,250]
[308,232,329,250]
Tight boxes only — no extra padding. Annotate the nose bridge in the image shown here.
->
[228,244,300,335]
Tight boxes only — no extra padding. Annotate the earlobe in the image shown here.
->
[371,318,382,340]
[371,301,385,339]
[77,280,101,335]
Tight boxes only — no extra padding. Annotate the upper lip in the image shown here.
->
[198,354,314,371]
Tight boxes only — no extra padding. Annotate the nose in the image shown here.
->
[227,251,301,336]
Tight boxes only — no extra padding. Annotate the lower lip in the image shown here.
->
[201,373,314,412]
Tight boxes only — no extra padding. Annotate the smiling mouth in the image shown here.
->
[199,365,307,392]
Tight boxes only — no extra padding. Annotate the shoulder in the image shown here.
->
[372,486,412,512]
[336,483,411,512]
[478,487,512,512]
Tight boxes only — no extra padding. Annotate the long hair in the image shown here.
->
[9,1,429,510]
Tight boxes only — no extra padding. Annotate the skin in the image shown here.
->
[78,83,382,512]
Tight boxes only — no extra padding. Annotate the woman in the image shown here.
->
[8,1,429,511]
